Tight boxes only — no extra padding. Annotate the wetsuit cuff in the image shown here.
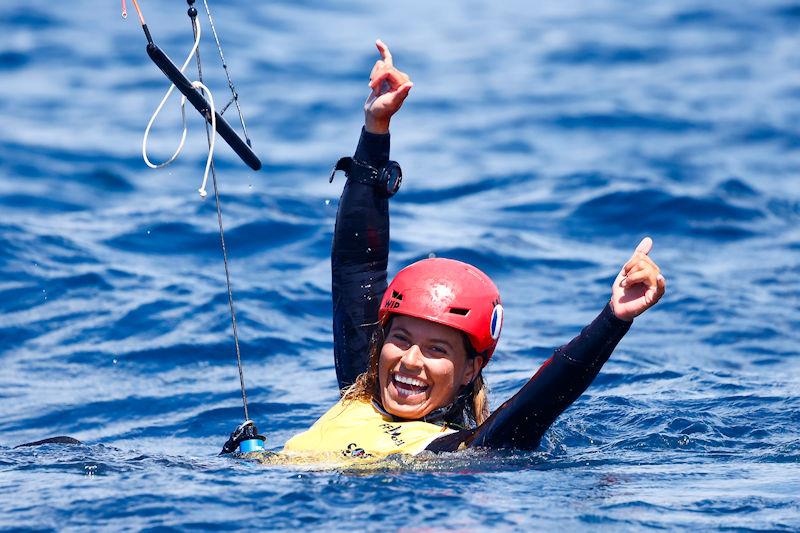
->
[354,126,390,167]
[601,302,634,330]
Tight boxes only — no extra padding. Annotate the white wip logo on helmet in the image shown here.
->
[490,304,503,340]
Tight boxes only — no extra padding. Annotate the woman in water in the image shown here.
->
[280,40,666,457]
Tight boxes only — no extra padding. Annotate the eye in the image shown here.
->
[428,344,449,355]
[390,332,410,347]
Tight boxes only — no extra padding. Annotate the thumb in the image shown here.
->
[390,82,413,106]
[634,236,653,256]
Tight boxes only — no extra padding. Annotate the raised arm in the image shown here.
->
[331,132,390,390]
[427,238,666,451]
[332,40,413,391]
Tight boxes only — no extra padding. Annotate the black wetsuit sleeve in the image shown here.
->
[332,128,391,391]
[426,303,632,452]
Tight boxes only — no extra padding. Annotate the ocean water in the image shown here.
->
[1,0,799,530]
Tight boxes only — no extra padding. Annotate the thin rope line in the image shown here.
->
[193,80,216,199]
[201,0,252,146]
[191,15,250,422]
[126,0,146,25]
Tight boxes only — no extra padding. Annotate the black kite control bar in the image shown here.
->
[145,42,261,171]
[127,0,261,172]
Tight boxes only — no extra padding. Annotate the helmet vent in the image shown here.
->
[447,307,470,316]
[391,290,403,301]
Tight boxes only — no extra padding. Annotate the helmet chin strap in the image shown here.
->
[422,383,474,429]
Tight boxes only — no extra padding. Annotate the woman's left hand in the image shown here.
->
[610,237,666,321]
[363,39,413,134]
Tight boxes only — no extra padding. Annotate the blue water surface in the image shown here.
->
[1,0,799,530]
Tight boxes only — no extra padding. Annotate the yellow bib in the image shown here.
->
[282,399,456,458]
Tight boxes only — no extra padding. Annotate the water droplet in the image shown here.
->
[354,232,359,237]
[428,252,436,259]
[248,184,253,190]
[112,359,118,365]
[324,199,331,206]
[366,247,372,253]
[146,230,151,235]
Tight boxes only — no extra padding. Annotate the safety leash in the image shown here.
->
[123,0,265,453]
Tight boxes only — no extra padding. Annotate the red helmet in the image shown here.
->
[378,258,503,364]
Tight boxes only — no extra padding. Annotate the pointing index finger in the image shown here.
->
[634,236,653,256]
[376,39,393,67]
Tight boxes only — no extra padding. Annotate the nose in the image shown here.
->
[399,344,424,371]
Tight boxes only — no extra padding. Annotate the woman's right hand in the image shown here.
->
[364,39,413,134]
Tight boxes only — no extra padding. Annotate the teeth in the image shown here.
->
[396,384,424,397]
[394,374,428,388]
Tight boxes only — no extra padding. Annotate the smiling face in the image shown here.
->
[378,315,482,420]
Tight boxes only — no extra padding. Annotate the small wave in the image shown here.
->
[87,334,302,369]
[0,272,110,314]
[397,172,535,204]
[404,245,596,275]
[0,51,28,71]
[774,3,800,19]
[546,43,670,65]
[104,222,217,255]
[670,8,721,25]
[713,178,760,199]
[0,194,84,212]
[1,7,61,29]
[74,168,133,192]
[549,111,708,133]
[728,123,800,149]
[568,188,765,239]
